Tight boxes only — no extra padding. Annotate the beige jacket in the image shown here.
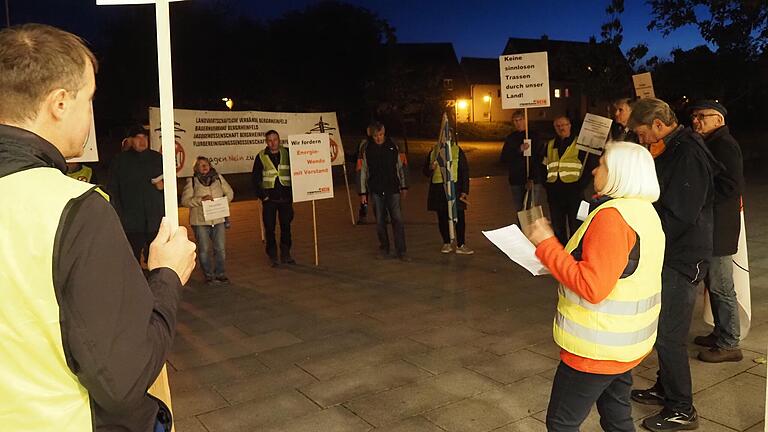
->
[180,175,234,226]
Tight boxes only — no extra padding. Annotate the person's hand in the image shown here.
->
[400,189,408,200]
[148,217,197,285]
[459,192,468,200]
[202,195,213,201]
[360,195,368,205]
[524,217,555,246]
[154,180,164,190]
[520,142,530,152]
[525,180,533,191]
[431,160,439,170]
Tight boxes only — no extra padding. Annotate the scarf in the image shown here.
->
[194,167,219,187]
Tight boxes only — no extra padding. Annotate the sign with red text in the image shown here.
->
[288,133,334,203]
[499,51,550,109]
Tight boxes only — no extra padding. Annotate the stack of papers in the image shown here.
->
[483,224,550,276]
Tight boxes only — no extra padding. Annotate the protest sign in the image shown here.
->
[149,108,345,176]
[202,197,230,221]
[576,113,613,155]
[288,133,334,203]
[499,52,550,109]
[632,72,655,99]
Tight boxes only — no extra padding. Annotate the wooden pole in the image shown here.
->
[524,108,531,210]
[312,200,319,266]
[258,200,265,242]
[342,164,355,225]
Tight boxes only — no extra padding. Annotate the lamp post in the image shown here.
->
[221,97,234,110]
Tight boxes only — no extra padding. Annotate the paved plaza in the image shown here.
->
[168,141,768,432]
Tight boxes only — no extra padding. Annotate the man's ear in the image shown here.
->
[652,118,665,131]
[44,88,70,121]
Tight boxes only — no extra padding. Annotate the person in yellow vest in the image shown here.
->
[423,139,473,254]
[251,129,295,267]
[544,115,597,244]
[524,141,664,431]
[0,24,196,432]
[66,161,97,183]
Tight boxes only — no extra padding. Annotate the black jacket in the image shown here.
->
[610,123,639,144]
[108,149,164,233]
[423,145,470,212]
[0,125,182,432]
[704,125,744,256]
[500,131,546,185]
[251,149,293,203]
[654,126,715,280]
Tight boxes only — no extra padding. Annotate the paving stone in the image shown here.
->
[300,360,432,407]
[172,386,229,419]
[258,330,377,370]
[169,353,268,393]
[173,417,208,432]
[493,417,547,431]
[409,324,488,348]
[695,372,765,431]
[171,325,251,353]
[214,365,317,405]
[467,349,559,384]
[748,362,766,378]
[424,375,551,432]
[404,345,499,375]
[259,406,372,432]
[345,369,500,426]
[745,420,765,431]
[371,416,444,432]
[168,330,302,370]
[197,390,319,432]
[298,339,430,380]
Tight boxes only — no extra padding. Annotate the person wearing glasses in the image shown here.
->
[689,100,745,363]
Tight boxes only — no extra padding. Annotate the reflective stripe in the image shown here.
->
[555,312,658,346]
[558,286,661,316]
[260,147,291,188]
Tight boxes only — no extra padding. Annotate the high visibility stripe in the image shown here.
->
[546,139,582,183]
[558,286,661,315]
[555,312,659,346]
[260,147,291,188]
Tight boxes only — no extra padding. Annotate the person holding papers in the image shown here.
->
[181,156,234,284]
[524,142,665,432]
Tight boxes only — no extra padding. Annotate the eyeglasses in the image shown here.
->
[690,113,720,121]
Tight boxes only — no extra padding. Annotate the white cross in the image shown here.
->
[97,0,184,229]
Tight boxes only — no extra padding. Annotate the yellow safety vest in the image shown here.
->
[553,198,665,362]
[66,165,93,183]
[259,146,291,188]
[0,168,97,431]
[429,144,459,184]
[546,138,583,183]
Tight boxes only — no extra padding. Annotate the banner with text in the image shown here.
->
[499,52,550,109]
[289,133,334,203]
[149,108,345,177]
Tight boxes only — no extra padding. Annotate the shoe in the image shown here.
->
[455,245,474,255]
[441,244,453,253]
[356,219,366,225]
[215,275,230,284]
[631,386,665,406]
[698,346,743,363]
[642,408,698,431]
[376,251,389,260]
[281,256,296,264]
[205,276,216,284]
[693,333,717,348]
[397,255,412,262]
[269,257,279,268]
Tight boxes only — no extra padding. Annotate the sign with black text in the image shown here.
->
[288,133,334,203]
[499,52,550,109]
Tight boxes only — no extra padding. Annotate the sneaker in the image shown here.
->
[204,276,216,284]
[693,333,717,348]
[642,408,698,431]
[441,244,453,253]
[698,346,743,363]
[455,245,474,255]
[269,257,279,268]
[397,254,412,262]
[281,256,296,264]
[631,386,665,406]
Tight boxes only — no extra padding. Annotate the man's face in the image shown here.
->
[691,109,723,137]
[266,133,280,152]
[372,128,386,145]
[131,134,149,152]
[512,116,525,132]
[60,60,96,158]
[632,119,667,146]
[613,103,631,127]
[553,118,571,139]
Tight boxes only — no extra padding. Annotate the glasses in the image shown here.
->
[690,113,720,121]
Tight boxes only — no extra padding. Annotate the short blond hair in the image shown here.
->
[598,141,660,202]
[0,24,98,123]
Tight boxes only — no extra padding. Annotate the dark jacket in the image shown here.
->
[423,145,470,212]
[251,149,293,203]
[108,149,164,233]
[500,130,546,185]
[357,137,408,195]
[704,125,744,256]
[654,126,715,280]
[610,123,639,144]
[0,124,182,431]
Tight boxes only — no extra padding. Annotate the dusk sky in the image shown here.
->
[6,0,710,61]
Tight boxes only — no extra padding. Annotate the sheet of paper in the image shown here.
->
[483,224,550,276]
[576,113,612,155]
[577,200,590,221]
[517,205,543,234]
[202,197,230,221]
[522,138,532,157]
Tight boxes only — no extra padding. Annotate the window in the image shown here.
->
[443,78,454,90]
[554,88,561,98]
[564,88,570,98]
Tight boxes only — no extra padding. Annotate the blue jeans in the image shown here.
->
[372,192,406,255]
[706,255,740,348]
[192,223,226,278]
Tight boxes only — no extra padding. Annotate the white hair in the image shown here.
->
[598,141,660,202]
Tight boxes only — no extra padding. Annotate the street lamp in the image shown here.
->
[483,94,492,122]
[221,97,234,110]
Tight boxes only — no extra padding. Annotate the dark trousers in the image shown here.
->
[546,362,635,432]
[126,231,157,263]
[436,208,466,246]
[372,192,406,255]
[262,200,294,259]
[653,266,698,412]
[547,190,582,244]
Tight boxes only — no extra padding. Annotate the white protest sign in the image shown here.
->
[67,112,99,163]
[202,197,230,221]
[149,108,345,176]
[576,113,613,155]
[499,52,550,109]
[288,133,334,203]
[632,72,655,99]
[96,0,183,3]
